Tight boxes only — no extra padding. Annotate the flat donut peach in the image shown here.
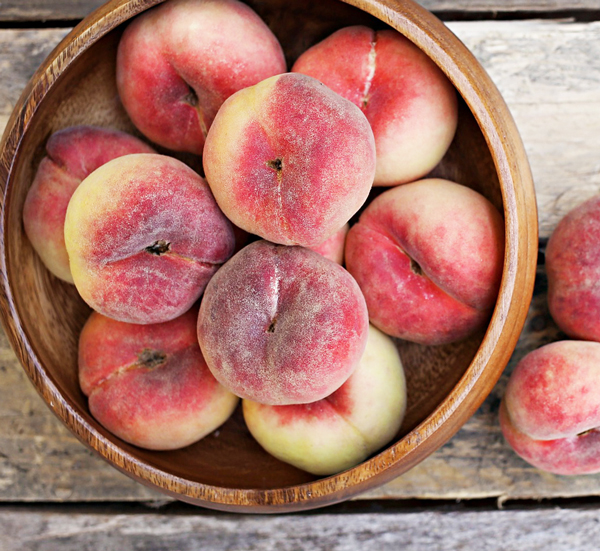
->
[345,178,504,345]
[243,324,407,475]
[501,341,600,475]
[23,125,154,282]
[203,73,376,247]
[116,0,286,154]
[197,240,369,405]
[292,25,458,186]
[79,307,238,450]
[64,153,235,324]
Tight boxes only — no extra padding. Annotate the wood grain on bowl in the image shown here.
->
[0,0,537,512]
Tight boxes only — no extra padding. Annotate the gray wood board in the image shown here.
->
[0,1,596,22]
[2,505,600,551]
[0,1,106,21]
[0,20,599,502]
[421,0,600,12]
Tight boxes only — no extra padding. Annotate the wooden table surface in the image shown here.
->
[1,1,600,549]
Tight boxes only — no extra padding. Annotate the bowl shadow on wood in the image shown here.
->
[0,0,532,510]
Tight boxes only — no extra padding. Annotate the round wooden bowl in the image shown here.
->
[0,0,537,513]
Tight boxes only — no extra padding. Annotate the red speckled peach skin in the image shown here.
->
[503,341,600,441]
[22,126,155,282]
[79,307,239,451]
[292,25,457,186]
[500,401,600,476]
[64,153,235,325]
[308,223,349,265]
[345,179,504,345]
[197,240,369,405]
[203,73,376,247]
[546,195,600,342]
[116,0,286,154]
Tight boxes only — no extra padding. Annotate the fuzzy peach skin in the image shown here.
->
[500,341,600,475]
[345,178,504,345]
[292,25,458,187]
[546,195,600,341]
[197,240,369,405]
[203,73,376,247]
[64,153,235,325]
[116,0,286,154]
[22,126,154,283]
[79,307,238,450]
[243,324,406,475]
[308,223,349,265]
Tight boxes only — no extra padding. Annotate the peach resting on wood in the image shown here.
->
[203,73,376,247]
[197,240,369,405]
[243,324,407,475]
[79,307,238,450]
[546,195,600,342]
[292,25,458,187]
[22,125,154,283]
[345,178,504,345]
[116,0,286,155]
[501,341,600,475]
[64,153,235,325]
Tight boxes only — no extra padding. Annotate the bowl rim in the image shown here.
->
[0,0,538,513]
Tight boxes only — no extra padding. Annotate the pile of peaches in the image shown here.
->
[22,0,506,476]
[501,196,600,476]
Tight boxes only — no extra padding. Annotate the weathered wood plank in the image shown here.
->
[0,20,599,503]
[0,1,106,22]
[0,1,596,22]
[421,0,600,12]
[0,327,161,501]
[0,30,70,132]
[447,20,600,240]
[2,504,600,551]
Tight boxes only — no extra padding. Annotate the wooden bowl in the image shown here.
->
[0,0,537,513]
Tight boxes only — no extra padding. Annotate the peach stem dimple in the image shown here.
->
[89,350,170,395]
[184,84,199,107]
[145,240,171,255]
[410,256,424,276]
[267,158,283,172]
[179,76,208,138]
[137,348,167,369]
[266,157,288,235]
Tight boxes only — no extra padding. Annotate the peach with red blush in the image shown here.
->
[197,240,369,405]
[501,341,600,475]
[345,178,504,345]
[546,195,600,342]
[243,324,406,475]
[79,307,239,450]
[292,25,458,186]
[116,0,286,155]
[64,153,235,324]
[203,73,376,247]
[23,125,154,282]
